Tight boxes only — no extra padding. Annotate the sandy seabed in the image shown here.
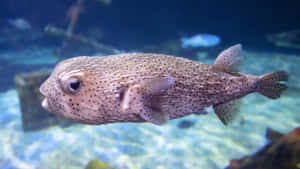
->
[0,49,299,169]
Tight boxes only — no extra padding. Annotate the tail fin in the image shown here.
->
[258,70,288,99]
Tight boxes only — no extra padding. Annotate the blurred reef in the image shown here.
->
[14,70,75,131]
[267,30,300,49]
[225,127,300,169]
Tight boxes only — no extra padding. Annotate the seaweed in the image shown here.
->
[85,160,116,169]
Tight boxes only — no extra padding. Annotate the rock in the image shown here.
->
[14,70,74,132]
[225,127,300,169]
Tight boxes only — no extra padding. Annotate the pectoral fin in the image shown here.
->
[120,76,174,125]
[142,76,175,94]
[213,99,241,125]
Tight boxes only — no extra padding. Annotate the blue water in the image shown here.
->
[0,0,300,169]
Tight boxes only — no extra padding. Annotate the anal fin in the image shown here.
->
[213,99,241,125]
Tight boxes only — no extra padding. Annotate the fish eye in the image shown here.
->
[66,78,81,93]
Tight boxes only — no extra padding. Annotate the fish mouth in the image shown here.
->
[41,98,49,110]
[39,83,50,111]
[39,83,47,97]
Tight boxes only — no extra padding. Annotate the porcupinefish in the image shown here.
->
[40,44,288,125]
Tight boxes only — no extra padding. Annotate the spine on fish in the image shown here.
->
[257,70,288,99]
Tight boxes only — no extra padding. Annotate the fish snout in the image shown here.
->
[39,82,51,110]
[39,82,47,97]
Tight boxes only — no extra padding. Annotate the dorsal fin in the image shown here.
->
[213,44,243,73]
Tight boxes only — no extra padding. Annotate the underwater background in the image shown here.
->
[0,0,300,169]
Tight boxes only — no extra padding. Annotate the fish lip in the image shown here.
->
[39,83,50,110]
[41,98,49,109]
[39,83,47,97]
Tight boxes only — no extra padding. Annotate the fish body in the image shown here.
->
[181,34,221,48]
[40,44,288,125]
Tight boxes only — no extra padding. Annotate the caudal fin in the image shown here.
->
[258,70,288,99]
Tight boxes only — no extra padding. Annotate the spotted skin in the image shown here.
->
[40,45,288,125]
